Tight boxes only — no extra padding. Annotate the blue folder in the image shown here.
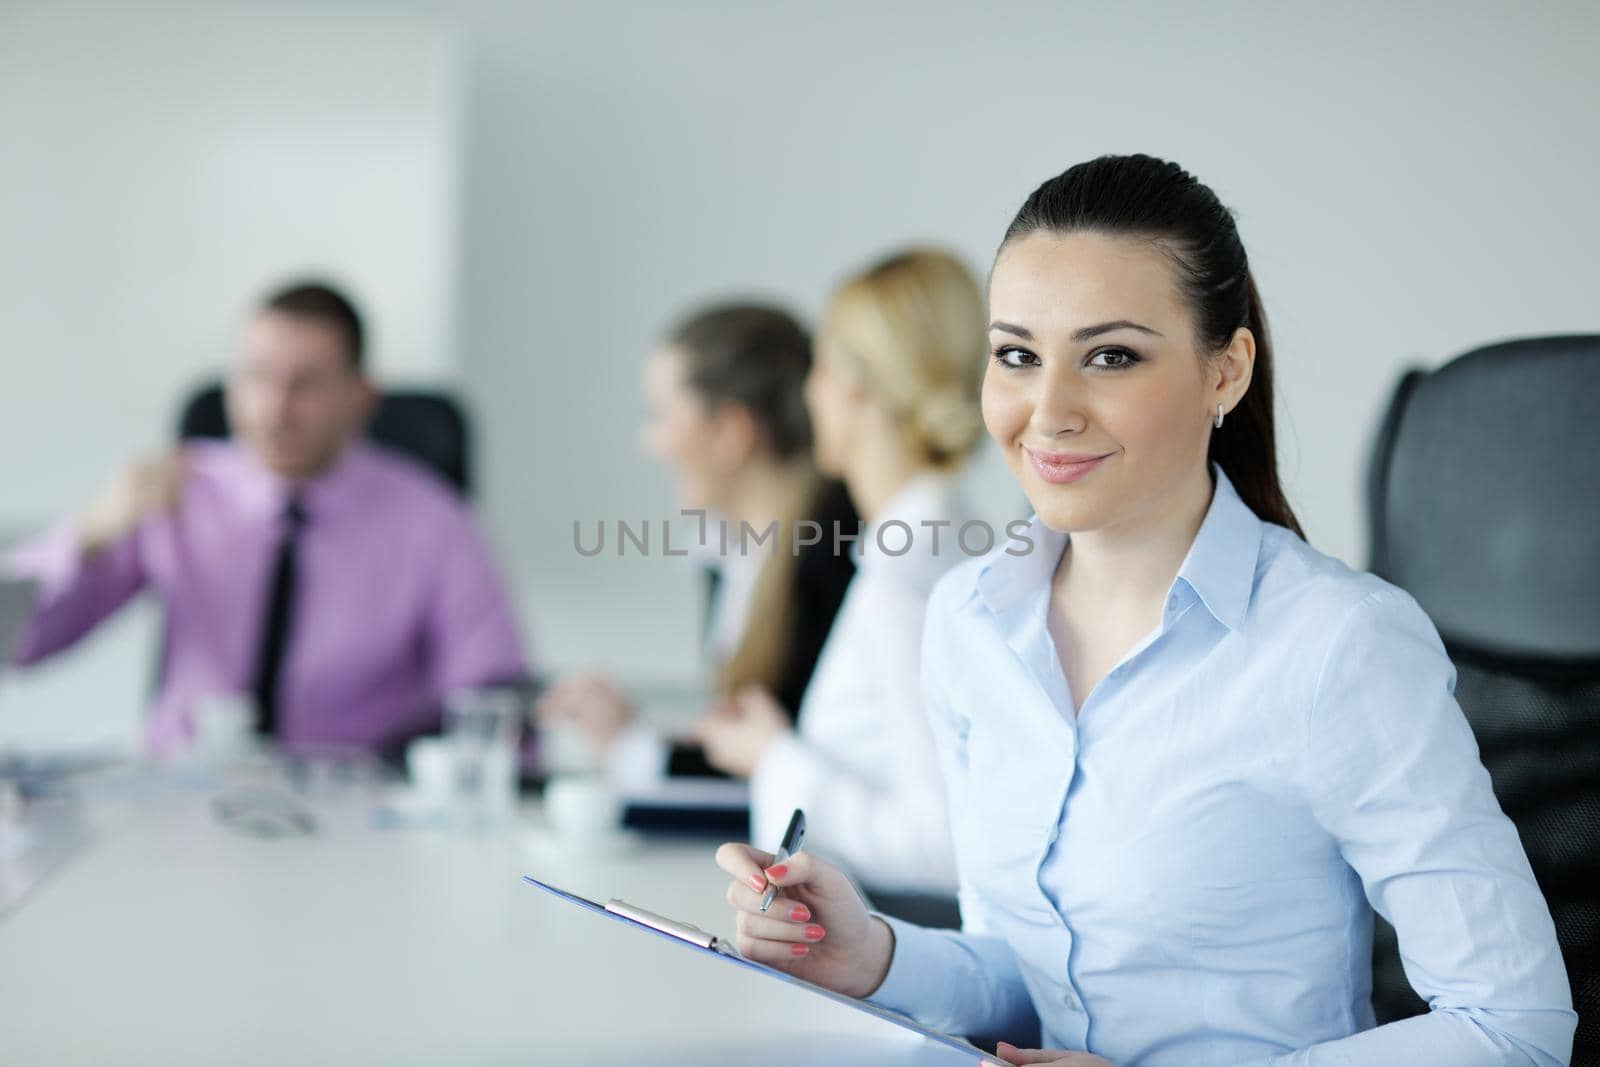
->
[523,875,988,1062]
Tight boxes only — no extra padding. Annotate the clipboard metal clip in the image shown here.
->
[605,899,743,958]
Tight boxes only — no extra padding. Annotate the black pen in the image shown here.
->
[759,808,806,913]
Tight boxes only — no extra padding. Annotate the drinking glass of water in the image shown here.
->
[442,686,523,831]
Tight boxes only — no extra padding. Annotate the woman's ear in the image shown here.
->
[1212,326,1257,412]
[707,401,761,468]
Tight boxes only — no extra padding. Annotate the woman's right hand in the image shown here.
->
[714,843,895,999]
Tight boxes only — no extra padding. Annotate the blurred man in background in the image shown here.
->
[4,282,528,758]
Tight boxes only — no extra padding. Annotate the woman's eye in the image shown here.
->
[1088,347,1141,369]
[993,346,1039,369]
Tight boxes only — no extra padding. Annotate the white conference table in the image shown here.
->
[0,767,974,1065]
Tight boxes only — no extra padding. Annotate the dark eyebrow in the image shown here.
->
[1074,319,1163,342]
[988,319,1164,343]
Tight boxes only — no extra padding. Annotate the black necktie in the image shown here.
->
[252,495,307,737]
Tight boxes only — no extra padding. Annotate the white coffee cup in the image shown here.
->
[543,775,623,841]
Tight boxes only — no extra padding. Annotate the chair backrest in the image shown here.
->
[1365,334,1600,1057]
[176,382,472,496]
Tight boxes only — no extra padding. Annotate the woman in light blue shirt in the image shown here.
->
[714,154,1576,1065]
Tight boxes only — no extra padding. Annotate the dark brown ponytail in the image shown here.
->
[1208,274,1304,538]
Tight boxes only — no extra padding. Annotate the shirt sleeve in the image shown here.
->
[748,579,956,893]
[1273,586,1576,1066]
[4,519,146,665]
[864,574,1038,1042]
[422,501,530,698]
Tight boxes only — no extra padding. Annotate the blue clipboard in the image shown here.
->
[523,875,987,1060]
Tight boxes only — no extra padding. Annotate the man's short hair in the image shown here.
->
[260,281,365,370]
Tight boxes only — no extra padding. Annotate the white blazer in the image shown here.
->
[749,472,969,895]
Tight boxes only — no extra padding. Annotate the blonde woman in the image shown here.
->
[694,248,989,899]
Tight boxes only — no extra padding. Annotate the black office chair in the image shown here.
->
[1365,334,1600,1060]
[176,382,473,496]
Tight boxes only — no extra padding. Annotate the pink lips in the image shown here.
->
[1025,447,1111,484]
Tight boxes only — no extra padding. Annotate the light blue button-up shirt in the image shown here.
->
[868,463,1575,1065]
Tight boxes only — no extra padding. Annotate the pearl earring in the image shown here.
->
[1214,402,1225,429]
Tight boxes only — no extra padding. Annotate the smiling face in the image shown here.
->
[982,230,1253,534]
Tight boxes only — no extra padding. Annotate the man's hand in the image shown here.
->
[534,671,635,751]
[77,451,187,557]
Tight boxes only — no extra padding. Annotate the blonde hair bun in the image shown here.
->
[822,247,988,469]
[913,386,984,462]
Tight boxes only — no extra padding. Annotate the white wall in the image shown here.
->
[6,1,1599,746]
[454,0,1600,683]
[0,1,463,750]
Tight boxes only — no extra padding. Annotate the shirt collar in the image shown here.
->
[220,438,373,522]
[975,513,1067,615]
[294,441,373,519]
[1172,463,1261,632]
[975,462,1261,633]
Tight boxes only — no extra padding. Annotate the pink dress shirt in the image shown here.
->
[6,439,529,757]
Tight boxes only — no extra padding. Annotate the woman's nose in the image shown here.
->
[1028,365,1087,437]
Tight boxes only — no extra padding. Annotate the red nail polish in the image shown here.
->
[765,864,788,880]
[789,905,810,922]
[790,943,809,957]
[804,924,825,941]
[748,874,766,891]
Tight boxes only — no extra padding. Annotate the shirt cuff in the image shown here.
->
[863,911,1038,1043]
[4,518,94,599]
[864,912,943,1016]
